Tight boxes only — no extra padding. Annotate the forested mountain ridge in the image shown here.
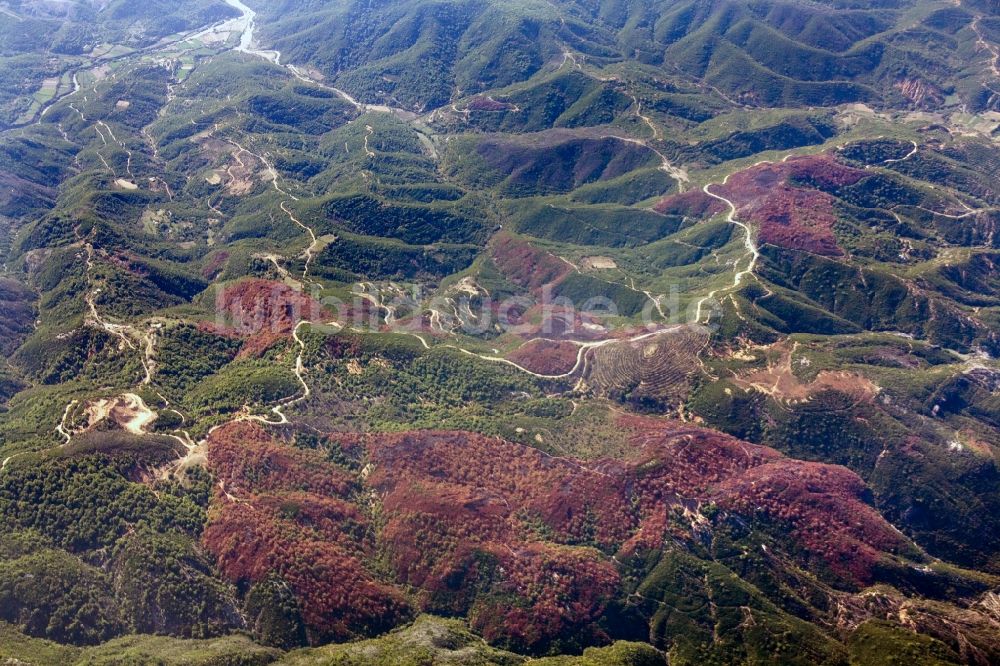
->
[249,0,1000,112]
[1,0,999,664]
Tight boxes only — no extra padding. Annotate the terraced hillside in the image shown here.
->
[0,0,999,664]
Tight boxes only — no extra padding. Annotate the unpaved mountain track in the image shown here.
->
[403,326,694,382]
[694,180,759,325]
[241,320,312,427]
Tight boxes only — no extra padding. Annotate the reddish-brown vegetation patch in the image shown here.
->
[490,234,572,292]
[366,430,624,652]
[715,155,867,257]
[468,542,619,652]
[364,420,912,593]
[202,418,919,649]
[513,303,609,341]
[654,189,726,218]
[715,461,910,584]
[367,431,632,549]
[506,339,580,375]
[746,187,844,256]
[466,96,514,112]
[204,498,408,643]
[612,416,910,583]
[207,421,355,497]
[215,279,326,334]
[613,416,782,516]
[783,154,867,189]
[364,422,913,624]
[202,279,326,357]
[201,251,229,280]
[202,422,409,644]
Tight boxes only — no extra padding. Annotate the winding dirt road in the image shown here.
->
[694,178,759,324]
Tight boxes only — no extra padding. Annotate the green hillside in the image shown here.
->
[0,0,999,664]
